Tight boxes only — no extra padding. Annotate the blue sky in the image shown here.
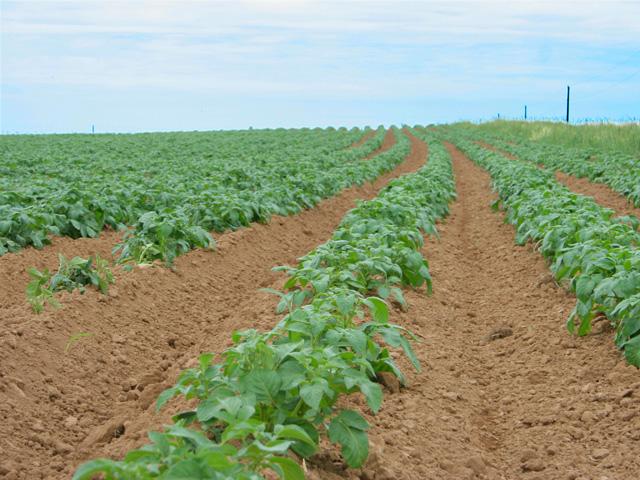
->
[1,0,639,133]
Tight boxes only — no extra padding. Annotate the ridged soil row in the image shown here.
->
[349,130,378,148]
[0,130,426,480]
[476,140,640,218]
[0,130,397,310]
[309,143,639,480]
[365,129,397,159]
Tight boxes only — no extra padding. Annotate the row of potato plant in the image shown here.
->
[450,135,640,366]
[72,133,456,479]
[0,127,389,260]
[460,128,640,207]
[114,128,406,266]
[20,128,396,312]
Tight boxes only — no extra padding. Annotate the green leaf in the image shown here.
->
[201,450,237,470]
[269,456,306,480]
[380,326,420,371]
[377,284,390,299]
[577,313,593,336]
[623,336,640,367]
[358,380,383,413]
[156,386,178,411]
[149,431,171,456]
[199,353,214,370]
[363,297,389,324]
[313,275,330,293]
[71,459,118,480]
[327,409,370,468]
[168,426,214,447]
[0,221,11,235]
[566,309,576,334]
[164,459,207,479]
[285,418,319,458]
[575,275,595,302]
[336,294,356,317]
[277,360,306,390]
[300,382,325,410]
[158,222,174,239]
[274,424,316,447]
[343,329,367,355]
[242,370,282,403]
[196,399,220,423]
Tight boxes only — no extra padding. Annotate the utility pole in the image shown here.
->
[524,105,527,120]
[92,124,95,134]
[566,86,570,123]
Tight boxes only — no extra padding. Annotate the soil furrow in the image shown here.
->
[0,128,396,297]
[553,170,640,218]
[349,130,378,148]
[325,143,639,480]
[365,129,396,159]
[0,130,426,480]
[477,140,640,218]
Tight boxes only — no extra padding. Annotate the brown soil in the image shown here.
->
[476,140,517,160]
[554,171,640,218]
[0,128,396,285]
[349,130,377,148]
[311,144,640,479]
[2,135,638,480]
[0,231,122,314]
[365,129,396,159]
[477,141,640,218]
[0,129,427,480]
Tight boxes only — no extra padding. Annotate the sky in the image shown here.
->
[1,0,639,133]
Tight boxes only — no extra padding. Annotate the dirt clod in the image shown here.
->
[137,382,167,410]
[377,372,401,394]
[442,391,460,401]
[592,448,610,460]
[522,459,546,472]
[64,416,78,428]
[485,326,513,341]
[465,455,486,475]
[520,449,538,462]
[81,420,126,447]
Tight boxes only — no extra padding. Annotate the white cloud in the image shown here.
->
[1,1,639,102]
[3,1,639,39]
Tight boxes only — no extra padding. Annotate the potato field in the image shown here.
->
[0,124,639,480]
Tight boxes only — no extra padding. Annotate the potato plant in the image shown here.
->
[462,128,640,207]
[1,127,391,261]
[26,254,114,313]
[452,137,640,366]
[72,134,456,479]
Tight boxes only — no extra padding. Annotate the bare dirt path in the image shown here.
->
[477,141,640,218]
[553,171,640,218]
[0,130,426,480]
[349,130,377,148]
[313,144,639,480]
[365,129,396,159]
